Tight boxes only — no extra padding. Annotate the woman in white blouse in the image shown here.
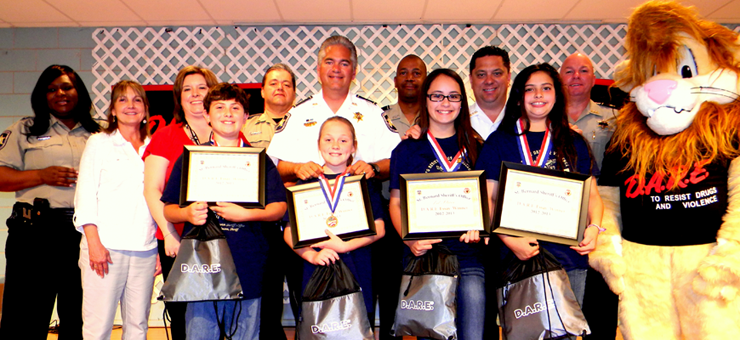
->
[74,80,157,340]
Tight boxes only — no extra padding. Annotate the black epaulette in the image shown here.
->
[596,101,618,110]
[381,105,391,111]
[355,94,378,106]
[247,114,260,120]
[294,95,313,108]
[275,113,291,133]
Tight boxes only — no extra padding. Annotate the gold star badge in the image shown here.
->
[354,112,363,122]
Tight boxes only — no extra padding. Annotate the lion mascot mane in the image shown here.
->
[589,1,740,339]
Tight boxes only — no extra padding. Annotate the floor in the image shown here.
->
[47,327,624,339]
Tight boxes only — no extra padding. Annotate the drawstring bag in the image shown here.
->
[298,259,374,340]
[391,245,459,340]
[159,208,243,302]
[497,249,590,340]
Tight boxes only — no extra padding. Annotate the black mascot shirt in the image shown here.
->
[599,150,728,246]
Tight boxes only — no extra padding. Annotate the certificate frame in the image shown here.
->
[286,175,376,249]
[492,161,592,246]
[179,145,266,208]
[399,170,491,240]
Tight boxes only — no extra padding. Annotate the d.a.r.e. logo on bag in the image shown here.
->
[513,299,555,319]
[311,320,352,334]
[180,263,222,274]
[400,299,435,311]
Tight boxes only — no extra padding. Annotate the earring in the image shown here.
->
[142,118,147,124]
[112,115,117,122]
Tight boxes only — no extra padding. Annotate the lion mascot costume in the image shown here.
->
[589,1,740,339]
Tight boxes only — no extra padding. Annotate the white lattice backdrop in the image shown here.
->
[91,24,740,118]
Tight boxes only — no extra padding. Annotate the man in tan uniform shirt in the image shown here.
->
[242,63,296,148]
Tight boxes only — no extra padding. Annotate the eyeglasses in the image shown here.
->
[427,93,463,102]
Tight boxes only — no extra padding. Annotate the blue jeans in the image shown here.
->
[418,266,486,340]
[185,297,261,340]
[457,267,486,340]
[566,268,588,308]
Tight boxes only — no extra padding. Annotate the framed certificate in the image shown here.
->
[179,145,266,208]
[286,175,376,249]
[399,170,490,240]
[492,161,592,246]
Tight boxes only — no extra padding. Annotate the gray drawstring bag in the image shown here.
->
[497,249,590,340]
[159,209,243,302]
[392,245,459,340]
[298,259,374,340]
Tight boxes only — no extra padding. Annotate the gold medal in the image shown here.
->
[326,215,338,228]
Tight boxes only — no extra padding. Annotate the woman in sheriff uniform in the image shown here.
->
[0,65,100,340]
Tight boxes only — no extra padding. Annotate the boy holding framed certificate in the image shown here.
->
[161,83,287,340]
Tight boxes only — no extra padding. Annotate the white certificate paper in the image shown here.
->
[499,170,583,239]
[186,152,260,203]
[292,181,369,241]
[406,178,484,233]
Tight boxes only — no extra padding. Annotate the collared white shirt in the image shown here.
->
[74,130,156,251]
[469,101,505,140]
[267,90,400,166]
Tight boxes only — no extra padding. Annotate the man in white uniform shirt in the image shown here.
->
[267,35,400,183]
[468,46,511,140]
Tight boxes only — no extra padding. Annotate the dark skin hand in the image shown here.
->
[40,166,78,187]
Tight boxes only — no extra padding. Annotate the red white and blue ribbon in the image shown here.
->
[210,132,250,147]
[515,118,552,168]
[318,169,351,215]
[427,131,465,172]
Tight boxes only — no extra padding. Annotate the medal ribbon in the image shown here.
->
[210,132,250,147]
[427,131,464,172]
[515,118,552,168]
[318,169,351,215]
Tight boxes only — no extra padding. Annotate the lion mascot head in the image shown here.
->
[611,0,740,184]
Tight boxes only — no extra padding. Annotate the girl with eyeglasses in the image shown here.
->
[475,63,603,307]
[389,68,486,339]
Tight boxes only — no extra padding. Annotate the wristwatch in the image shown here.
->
[370,163,380,177]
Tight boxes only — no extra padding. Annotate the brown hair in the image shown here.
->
[417,69,481,165]
[105,80,150,142]
[172,66,219,123]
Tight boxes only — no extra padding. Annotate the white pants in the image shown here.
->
[79,239,157,340]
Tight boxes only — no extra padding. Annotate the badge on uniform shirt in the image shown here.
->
[304,119,317,127]
[0,130,10,151]
[354,112,363,122]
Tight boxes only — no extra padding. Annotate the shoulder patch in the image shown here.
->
[355,94,378,106]
[0,130,11,151]
[383,113,398,133]
[294,96,313,108]
[381,105,391,111]
[275,113,291,133]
